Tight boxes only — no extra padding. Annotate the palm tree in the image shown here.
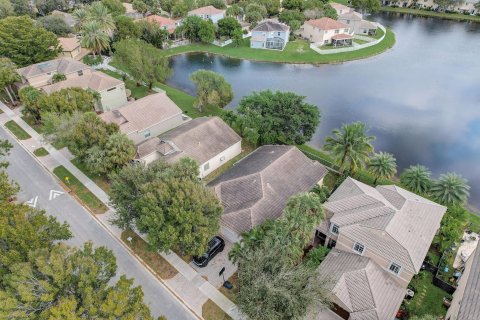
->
[430,172,470,206]
[80,21,110,57]
[367,152,397,184]
[73,8,88,31]
[87,2,115,33]
[323,121,375,174]
[400,164,432,194]
[0,57,21,104]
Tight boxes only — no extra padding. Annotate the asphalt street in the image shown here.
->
[0,126,196,320]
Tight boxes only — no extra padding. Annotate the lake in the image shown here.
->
[166,12,480,210]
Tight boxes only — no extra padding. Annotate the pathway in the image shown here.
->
[0,102,242,320]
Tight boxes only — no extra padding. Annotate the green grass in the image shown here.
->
[21,115,43,134]
[97,69,152,100]
[465,211,480,233]
[33,147,49,157]
[161,29,395,64]
[405,271,450,318]
[354,39,369,45]
[202,299,232,320]
[52,165,108,214]
[4,120,31,140]
[381,6,480,22]
[71,158,111,193]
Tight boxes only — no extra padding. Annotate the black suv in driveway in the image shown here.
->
[193,236,225,268]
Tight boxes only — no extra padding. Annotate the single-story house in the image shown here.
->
[51,10,76,28]
[144,15,180,34]
[135,117,241,178]
[41,69,127,112]
[315,177,446,287]
[188,5,225,24]
[17,58,90,89]
[300,17,353,45]
[123,2,143,20]
[208,145,328,242]
[250,20,290,51]
[338,11,377,36]
[446,241,480,320]
[316,249,405,320]
[100,92,188,144]
[58,37,82,59]
[330,2,353,15]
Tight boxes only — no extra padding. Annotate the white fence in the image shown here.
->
[212,39,233,47]
[309,24,387,55]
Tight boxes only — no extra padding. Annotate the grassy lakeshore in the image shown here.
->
[162,29,395,64]
[380,6,480,22]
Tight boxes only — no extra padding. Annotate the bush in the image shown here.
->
[83,55,103,66]
[304,246,331,269]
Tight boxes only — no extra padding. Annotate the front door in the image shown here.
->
[327,238,337,249]
[315,230,327,246]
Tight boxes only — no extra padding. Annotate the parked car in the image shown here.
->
[193,236,225,268]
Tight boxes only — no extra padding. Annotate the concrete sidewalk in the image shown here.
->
[0,102,242,320]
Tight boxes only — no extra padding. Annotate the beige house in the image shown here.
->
[209,145,328,242]
[41,69,127,112]
[338,11,377,35]
[188,5,226,24]
[446,242,480,320]
[330,2,353,15]
[300,17,352,45]
[316,177,446,286]
[58,37,82,59]
[100,92,188,144]
[135,117,241,178]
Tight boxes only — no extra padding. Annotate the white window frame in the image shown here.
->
[352,242,365,255]
[388,262,402,276]
[143,129,151,138]
[330,223,339,235]
[203,162,210,171]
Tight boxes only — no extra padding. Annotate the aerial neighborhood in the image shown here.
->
[0,0,479,319]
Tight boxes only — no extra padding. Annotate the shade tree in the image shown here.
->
[0,57,21,105]
[400,164,432,194]
[367,152,397,184]
[190,69,233,112]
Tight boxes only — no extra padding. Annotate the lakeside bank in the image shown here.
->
[380,6,480,22]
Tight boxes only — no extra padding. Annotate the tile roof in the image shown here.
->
[252,20,290,32]
[332,34,353,40]
[144,15,178,33]
[58,37,81,52]
[339,11,363,21]
[209,145,328,234]
[100,92,182,135]
[359,20,377,30]
[317,249,405,320]
[324,177,446,273]
[330,3,353,14]
[41,69,123,93]
[456,244,480,319]
[135,117,241,164]
[306,17,350,30]
[17,58,89,79]
[188,5,225,15]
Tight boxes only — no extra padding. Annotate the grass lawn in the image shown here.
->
[405,271,450,318]
[52,165,108,214]
[33,147,49,157]
[21,115,44,134]
[219,273,239,304]
[97,69,152,100]
[354,39,369,45]
[202,299,232,320]
[161,29,395,64]
[464,212,480,233]
[381,6,480,22]
[121,229,178,280]
[71,158,111,193]
[4,120,31,140]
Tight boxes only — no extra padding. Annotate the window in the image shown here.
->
[78,70,83,76]
[324,40,328,44]
[143,130,151,138]
[107,87,116,91]
[204,162,210,171]
[345,28,349,32]
[277,32,281,36]
[330,223,339,234]
[353,242,365,255]
[347,20,350,24]
[389,262,402,275]
[335,29,339,34]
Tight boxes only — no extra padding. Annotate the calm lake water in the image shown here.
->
[166,13,480,210]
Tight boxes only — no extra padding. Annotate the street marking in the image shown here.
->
[49,189,64,200]
[25,196,38,208]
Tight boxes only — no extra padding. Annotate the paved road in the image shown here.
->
[0,126,197,320]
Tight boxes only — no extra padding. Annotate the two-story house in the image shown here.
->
[250,20,290,50]
[300,17,353,46]
[187,5,225,24]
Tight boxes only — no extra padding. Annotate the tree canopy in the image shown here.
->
[351,0,381,14]
[177,15,216,43]
[217,17,242,39]
[114,15,141,41]
[0,0,14,19]
[400,164,432,194]
[0,57,21,104]
[0,16,61,67]
[430,172,470,206]
[37,15,72,36]
[367,151,397,184]
[190,69,233,112]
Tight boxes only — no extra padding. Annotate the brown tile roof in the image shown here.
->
[306,17,350,30]
[144,15,178,33]
[209,145,328,235]
[58,37,81,52]
[17,58,89,79]
[188,5,225,15]
[135,117,241,164]
[252,20,289,32]
[41,70,123,93]
[100,92,182,135]
[324,177,446,273]
[317,249,405,320]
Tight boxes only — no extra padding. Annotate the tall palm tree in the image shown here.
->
[430,172,470,206]
[73,8,88,31]
[323,121,375,174]
[80,21,110,57]
[367,152,397,184]
[87,2,115,33]
[400,164,432,194]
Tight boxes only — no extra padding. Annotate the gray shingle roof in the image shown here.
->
[252,20,290,32]
[209,145,328,234]
[17,58,89,79]
[317,249,405,320]
[42,70,123,93]
[324,177,446,273]
[457,244,480,319]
